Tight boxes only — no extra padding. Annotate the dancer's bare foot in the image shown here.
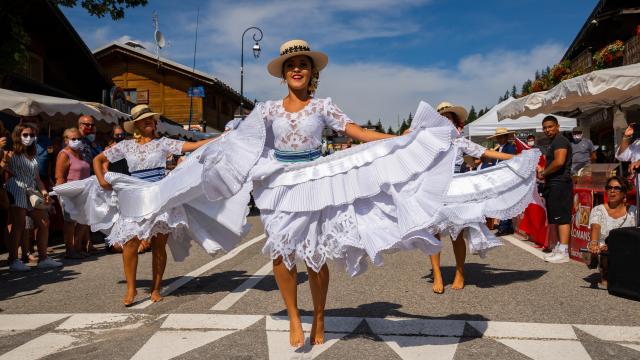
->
[452,270,465,290]
[310,314,325,345]
[123,289,137,307]
[289,316,305,348]
[432,273,444,294]
[150,290,163,303]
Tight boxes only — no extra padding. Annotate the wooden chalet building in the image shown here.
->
[94,42,253,131]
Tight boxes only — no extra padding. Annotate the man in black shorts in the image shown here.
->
[538,116,573,263]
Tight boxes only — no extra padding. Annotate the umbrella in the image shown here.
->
[0,88,130,125]
[497,63,640,120]
[464,97,576,137]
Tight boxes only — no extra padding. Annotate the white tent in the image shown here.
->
[0,88,129,124]
[464,97,576,137]
[157,120,220,141]
[497,63,640,120]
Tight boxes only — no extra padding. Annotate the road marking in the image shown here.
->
[131,233,266,309]
[467,321,577,339]
[161,314,263,330]
[620,343,640,352]
[210,261,273,311]
[266,331,346,360]
[0,333,78,360]
[501,234,547,260]
[382,335,459,360]
[574,324,640,342]
[0,314,70,334]
[131,330,234,360]
[498,339,591,360]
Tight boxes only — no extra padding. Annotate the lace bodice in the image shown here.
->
[452,135,487,172]
[104,137,184,172]
[263,97,354,151]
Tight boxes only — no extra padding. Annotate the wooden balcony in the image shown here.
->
[624,36,640,65]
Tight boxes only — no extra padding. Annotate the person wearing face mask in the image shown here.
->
[106,125,130,176]
[55,127,91,259]
[77,115,103,171]
[526,134,537,149]
[5,123,61,271]
[571,127,595,175]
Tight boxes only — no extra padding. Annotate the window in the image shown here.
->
[123,88,137,104]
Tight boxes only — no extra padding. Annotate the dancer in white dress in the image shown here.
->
[429,102,514,294]
[55,39,540,347]
[92,105,213,306]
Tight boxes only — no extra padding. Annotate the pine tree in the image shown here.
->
[478,108,485,117]
[407,112,413,126]
[521,79,532,95]
[366,120,373,127]
[467,106,478,123]
[386,126,394,134]
[535,70,540,80]
[511,85,517,98]
[504,90,510,101]
[375,119,383,132]
[398,119,409,134]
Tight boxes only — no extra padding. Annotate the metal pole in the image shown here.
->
[240,26,263,119]
[187,7,200,130]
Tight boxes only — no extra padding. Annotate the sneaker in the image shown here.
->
[543,244,559,259]
[545,252,570,263]
[9,259,31,272]
[36,258,63,269]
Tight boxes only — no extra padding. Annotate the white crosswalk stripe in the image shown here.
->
[0,313,639,360]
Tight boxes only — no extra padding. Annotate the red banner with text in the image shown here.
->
[570,188,593,263]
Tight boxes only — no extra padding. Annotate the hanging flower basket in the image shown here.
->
[548,60,571,85]
[593,40,625,69]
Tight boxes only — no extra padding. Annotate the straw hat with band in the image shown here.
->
[487,127,515,139]
[436,101,468,123]
[123,104,160,134]
[267,40,328,78]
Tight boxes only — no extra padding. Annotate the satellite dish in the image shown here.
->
[155,30,166,49]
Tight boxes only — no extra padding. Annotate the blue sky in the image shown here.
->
[62,0,597,128]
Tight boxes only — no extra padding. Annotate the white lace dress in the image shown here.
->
[589,204,637,245]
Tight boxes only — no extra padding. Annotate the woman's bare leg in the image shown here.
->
[122,237,141,306]
[307,264,329,345]
[451,233,466,290]
[273,256,304,347]
[75,224,90,254]
[29,210,50,260]
[8,207,27,263]
[430,253,444,293]
[150,234,168,302]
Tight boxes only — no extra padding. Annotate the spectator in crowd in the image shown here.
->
[571,127,596,175]
[78,115,103,169]
[526,134,537,148]
[55,127,91,259]
[77,115,102,253]
[538,116,573,263]
[5,123,62,271]
[106,125,129,176]
[487,128,517,236]
[588,176,636,288]
[0,121,8,254]
[617,123,640,172]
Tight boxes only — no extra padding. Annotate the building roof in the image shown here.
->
[93,42,253,107]
[562,0,640,61]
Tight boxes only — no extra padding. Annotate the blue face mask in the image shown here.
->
[85,134,96,143]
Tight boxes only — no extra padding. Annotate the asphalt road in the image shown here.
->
[1,214,639,359]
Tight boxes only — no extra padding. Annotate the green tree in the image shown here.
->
[478,108,485,117]
[534,70,540,80]
[398,119,409,134]
[406,112,413,127]
[375,119,383,132]
[366,120,373,127]
[511,85,517,98]
[1,0,148,74]
[521,79,532,95]
[386,126,394,134]
[467,106,477,123]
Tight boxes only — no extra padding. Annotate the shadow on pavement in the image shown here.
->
[423,262,547,288]
[0,259,81,303]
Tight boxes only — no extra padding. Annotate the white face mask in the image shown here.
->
[21,135,36,146]
[527,140,535,147]
[68,139,82,150]
[573,134,583,141]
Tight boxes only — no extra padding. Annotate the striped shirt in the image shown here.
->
[5,153,38,210]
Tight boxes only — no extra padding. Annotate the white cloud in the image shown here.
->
[210,43,564,129]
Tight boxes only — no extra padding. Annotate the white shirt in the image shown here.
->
[616,140,640,162]
[589,204,637,245]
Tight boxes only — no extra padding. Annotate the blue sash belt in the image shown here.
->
[130,167,166,182]
[274,147,322,163]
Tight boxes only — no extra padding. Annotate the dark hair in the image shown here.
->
[11,122,38,156]
[527,134,535,140]
[606,176,629,194]
[542,115,558,125]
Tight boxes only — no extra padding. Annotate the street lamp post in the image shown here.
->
[240,26,263,119]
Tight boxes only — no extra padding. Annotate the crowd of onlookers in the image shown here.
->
[0,114,149,272]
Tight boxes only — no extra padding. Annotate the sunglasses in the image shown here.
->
[605,185,624,192]
[21,133,36,138]
[68,137,81,141]
[80,122,95,128]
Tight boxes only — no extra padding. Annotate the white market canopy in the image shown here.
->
[0,88,130,124]
[497,63,640,119]
[157,120,220,141]
[464,97,576,137]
